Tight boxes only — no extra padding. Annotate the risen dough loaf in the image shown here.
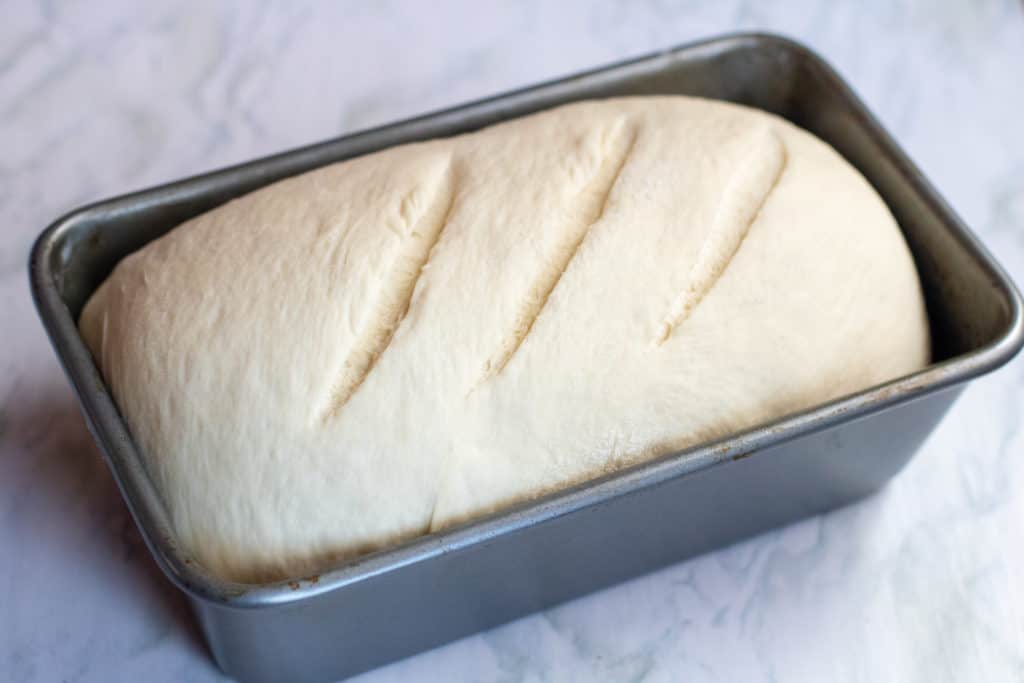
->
[80,96,929,583]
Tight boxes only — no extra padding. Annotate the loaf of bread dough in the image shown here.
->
[80,96,930,583]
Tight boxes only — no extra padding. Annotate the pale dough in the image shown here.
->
[79,96,930,583]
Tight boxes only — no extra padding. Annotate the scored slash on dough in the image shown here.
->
[653,127,787,345]
[469,120,639,391]
[315,160,457,423]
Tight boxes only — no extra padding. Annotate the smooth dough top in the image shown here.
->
[80,96,930,583]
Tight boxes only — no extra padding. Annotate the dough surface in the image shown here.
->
[79,96,930,583]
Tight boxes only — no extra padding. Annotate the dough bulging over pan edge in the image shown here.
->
[79,96,930,583]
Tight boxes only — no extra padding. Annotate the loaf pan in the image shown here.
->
[29,33,1023,682]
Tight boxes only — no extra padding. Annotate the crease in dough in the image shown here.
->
[316,158,458,423]
[654,127,787,345]
[473,119,638,388]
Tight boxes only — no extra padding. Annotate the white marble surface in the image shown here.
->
[2,1,1023,681]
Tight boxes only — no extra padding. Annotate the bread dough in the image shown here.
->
[79,96,930,583]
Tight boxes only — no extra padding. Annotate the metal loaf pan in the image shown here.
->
[30,33,1023,682]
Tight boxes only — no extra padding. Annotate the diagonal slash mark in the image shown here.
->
[653,128,787,345]
[433,121,636,530]
[316,159,457,423]
[469,120,639,392]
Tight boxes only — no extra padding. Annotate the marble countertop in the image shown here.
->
[3,1,1023,681]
